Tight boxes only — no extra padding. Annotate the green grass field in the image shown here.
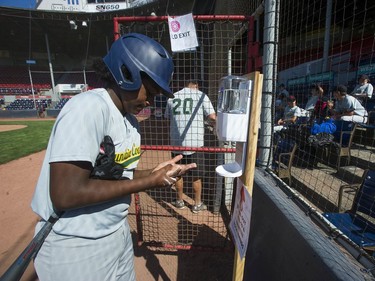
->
[0,120,55,165]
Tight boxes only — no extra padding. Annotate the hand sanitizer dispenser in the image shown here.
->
[216,75,252,142]
[215,75,253,178]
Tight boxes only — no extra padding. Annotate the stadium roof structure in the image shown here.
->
[34,0,157,13]
[0,0,217,70]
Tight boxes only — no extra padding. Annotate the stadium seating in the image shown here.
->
[324,169,375,254]
[0,67,104,93]
[0,66,53,92]
[5,98,51,110]
[54,98,70,109]
[364,100,375,113]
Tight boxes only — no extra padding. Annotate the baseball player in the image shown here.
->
[30,33,196,281]
[164,80,216,213]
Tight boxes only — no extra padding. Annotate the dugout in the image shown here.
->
[243,168,374,281]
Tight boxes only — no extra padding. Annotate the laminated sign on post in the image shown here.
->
[229,178,252,259]
[168,13,198,52]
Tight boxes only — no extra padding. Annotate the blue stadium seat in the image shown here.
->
[365,100,375,112]
[324,169,375,251]
[54,98,70,109]
[333,120,355,147]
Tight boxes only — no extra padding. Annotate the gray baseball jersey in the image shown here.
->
[335,94,367,117]
[351,83,374,98]
[164,87,215,155]
[31,88,141,239]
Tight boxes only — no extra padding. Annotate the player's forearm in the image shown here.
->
[342,110,354,116]
[134,169,152,178]
[49,162,166,211]
[353,93,367,98]
[51,175,160,211]
[283,116,297,123]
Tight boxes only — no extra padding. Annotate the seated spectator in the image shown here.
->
[275,84,289,123]
[274,95,301,132]
[350,74,373,103]
[305,83,324,115]
[329,85,368,124]
[278,83,289,98]
[312,94,333,124]
[275,92,287,122]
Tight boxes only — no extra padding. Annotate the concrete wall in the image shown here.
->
[46,109,60,118]
[0,110,39,118]
[243,168,373,281]
[0,109,60,118]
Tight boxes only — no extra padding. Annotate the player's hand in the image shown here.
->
[152,154,197,179]
[327,100,334,109]
[150,164,178,187]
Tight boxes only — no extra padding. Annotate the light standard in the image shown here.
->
[26,59,37,111]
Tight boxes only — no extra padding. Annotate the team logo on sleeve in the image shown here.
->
[115,144,141,168]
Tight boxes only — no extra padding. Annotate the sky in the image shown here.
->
[0,0,36,9]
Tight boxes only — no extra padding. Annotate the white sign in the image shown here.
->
[229,178,252,259]
[55,84,86,93]
[35,0,156,13]
[168,13,199,52]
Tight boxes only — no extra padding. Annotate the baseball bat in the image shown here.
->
[0,214,60,281]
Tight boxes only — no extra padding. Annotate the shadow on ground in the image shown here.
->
[132,230,234,281]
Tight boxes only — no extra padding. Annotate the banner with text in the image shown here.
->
[168,13,198,52]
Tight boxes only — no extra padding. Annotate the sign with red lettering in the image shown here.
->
[229,179,252,259]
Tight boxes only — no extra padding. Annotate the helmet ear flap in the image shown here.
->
[121,65,134,84]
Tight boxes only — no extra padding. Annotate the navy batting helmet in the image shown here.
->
[103,33,174,98]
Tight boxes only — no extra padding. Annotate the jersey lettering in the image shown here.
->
[114,144,141,168]
[172,98,193,115]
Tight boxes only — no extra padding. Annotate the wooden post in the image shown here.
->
[232,71,263,281]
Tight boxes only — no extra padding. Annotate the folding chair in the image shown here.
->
[323,169,375,252]
[273,138,297,186]
[331,120,357,170]
[367,111,375,125]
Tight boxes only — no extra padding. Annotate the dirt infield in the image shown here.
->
[0,122,234,281]
[0,151,43,281]
[0,125,27,132]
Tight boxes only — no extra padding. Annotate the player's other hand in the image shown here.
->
[149,165,178,187]
[152,154,197,179]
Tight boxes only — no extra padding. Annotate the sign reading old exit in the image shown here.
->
[168,13,198,52]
